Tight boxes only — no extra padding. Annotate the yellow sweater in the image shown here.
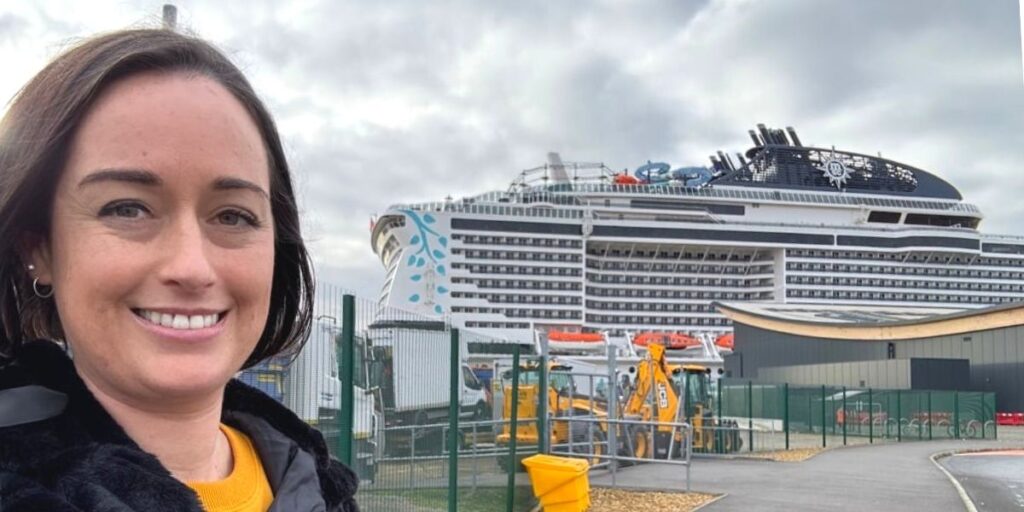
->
[186,424,274,512]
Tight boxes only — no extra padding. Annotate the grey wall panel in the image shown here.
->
[733,321,1024,411]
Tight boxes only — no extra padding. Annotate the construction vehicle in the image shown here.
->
[623,342,742,456]
[495,342,741,471]
[495,361,610,471]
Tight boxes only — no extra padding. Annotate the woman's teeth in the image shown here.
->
[138,310,220,329]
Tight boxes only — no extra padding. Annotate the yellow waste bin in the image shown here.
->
[522,454,591,512]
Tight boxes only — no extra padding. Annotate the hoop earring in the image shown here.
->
[32,278,53,299]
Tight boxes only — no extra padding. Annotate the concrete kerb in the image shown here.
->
[691,493,729,511]
[929,445,1024,512]
[930,450,979,512]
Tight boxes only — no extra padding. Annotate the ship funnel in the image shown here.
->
[749,129,762,147]
[773,128,790,145]
[162,4,177,30]
[757,124,772,145]
[786,126,803,146]
[546,152,570,183]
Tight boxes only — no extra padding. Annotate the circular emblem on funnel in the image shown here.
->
[817,149,851,189]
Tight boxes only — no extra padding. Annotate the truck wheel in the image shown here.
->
[628,425,651,460]
[473,401,490,421]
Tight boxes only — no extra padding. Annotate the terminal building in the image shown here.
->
[716,301,1024,412]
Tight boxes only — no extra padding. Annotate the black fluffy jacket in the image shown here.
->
[0,340,359,511]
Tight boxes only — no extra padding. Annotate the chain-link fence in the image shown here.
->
[716,379,998,452]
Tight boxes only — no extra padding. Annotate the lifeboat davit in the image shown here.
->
[715,334,734,354]
[546,331,606,352]
[632,332,701,351]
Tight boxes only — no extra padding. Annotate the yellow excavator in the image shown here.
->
[495,362,609,471]
[496,344,740,470]
[623,342,742,456]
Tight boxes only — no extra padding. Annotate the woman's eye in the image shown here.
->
[217,209,259,228]
[100,202,148,219]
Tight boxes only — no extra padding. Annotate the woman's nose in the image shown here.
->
[157,218,216,291]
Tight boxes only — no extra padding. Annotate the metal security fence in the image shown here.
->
[240,285,540,512]
[716,379,998,451]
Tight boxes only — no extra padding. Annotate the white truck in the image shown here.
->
[365,320,488,454]
[283,320,381,481]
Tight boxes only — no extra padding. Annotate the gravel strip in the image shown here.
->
[588,487,719,511]
[745,448,825,462]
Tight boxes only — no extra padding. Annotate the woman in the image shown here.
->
[0,28,358,511]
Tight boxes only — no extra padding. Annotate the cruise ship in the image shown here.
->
[371,125,1024,343]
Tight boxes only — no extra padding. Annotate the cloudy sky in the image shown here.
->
[1,0,1022,298]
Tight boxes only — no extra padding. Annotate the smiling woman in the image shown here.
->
[0,29,358,512]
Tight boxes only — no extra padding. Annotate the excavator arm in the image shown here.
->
[623,343,681,428]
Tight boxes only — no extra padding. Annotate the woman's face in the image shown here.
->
[31,72,275,405]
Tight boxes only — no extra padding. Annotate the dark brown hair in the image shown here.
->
[0,28,313,369]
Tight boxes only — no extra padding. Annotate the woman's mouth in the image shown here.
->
[132,309,226,330]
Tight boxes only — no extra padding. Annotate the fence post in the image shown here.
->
[747,380,753,453]
[448,328,460,512]
[338,294,355,467]
[927,391,933,441]
[921,393,929,442]
[842,386,847,446]
[954,391,960,439]
[784,383,790,451]
[992,394,998,440]
[505,346,521,512]
[608,350,618,487]
[538,341,549,455]
[717,378,723,454]
[896,390,902,443]
[868,388,873,444]
[821,385,826,448]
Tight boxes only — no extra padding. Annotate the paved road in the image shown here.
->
[589,438,1024,511]
[941,451,1024,511]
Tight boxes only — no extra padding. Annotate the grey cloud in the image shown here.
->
[9,0,1014,298]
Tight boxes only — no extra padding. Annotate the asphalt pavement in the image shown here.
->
[941,450,1024,511]
[589,437,1024,511]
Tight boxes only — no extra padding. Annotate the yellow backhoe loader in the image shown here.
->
[623,343,742,456]
[495,362,609,471]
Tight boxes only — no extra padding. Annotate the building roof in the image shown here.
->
[714,301,1024,341]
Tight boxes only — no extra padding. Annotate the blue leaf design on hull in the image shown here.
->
[399,209,451,315]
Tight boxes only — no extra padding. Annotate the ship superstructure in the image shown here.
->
[371,125,1024,343]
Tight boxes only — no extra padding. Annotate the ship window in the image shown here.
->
[867,211,901,223]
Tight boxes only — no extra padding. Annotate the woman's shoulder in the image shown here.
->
[0,341,206,512]
[223,379,359,511]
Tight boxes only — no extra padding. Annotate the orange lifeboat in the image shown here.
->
[546,330,606,352]
[613,173,640,185]
[548,331,604,342]
[715,334,734,352]
[632,332,701,350]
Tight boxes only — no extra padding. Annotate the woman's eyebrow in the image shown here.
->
[78,168,162,189]
[213,177,269,200]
